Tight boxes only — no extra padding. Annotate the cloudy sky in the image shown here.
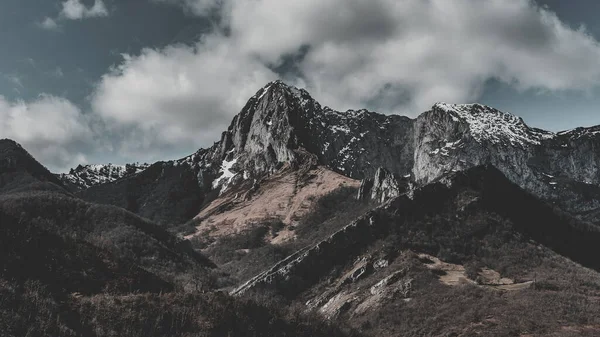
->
[2,0,600,172]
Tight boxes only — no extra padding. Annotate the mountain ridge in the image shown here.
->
[58,163,150,190]
[53,80,600,226]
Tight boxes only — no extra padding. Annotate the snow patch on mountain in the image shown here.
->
[557,126,600,140]
[434,103,555,147]
[430,139,464,156]
[212,156,239,192]
[59,163,149,189]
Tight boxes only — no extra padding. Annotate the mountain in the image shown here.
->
[58,163,149,190]
[230,165,600,336]
[0,138,66,194]
[6,79,600,336]
[77,159,210,225]
[233,164,600,295]
[187,163,360,243]
[71,81,600,229]
[0,139,213,286]
[0,139,355,337]
[413,103,600,222]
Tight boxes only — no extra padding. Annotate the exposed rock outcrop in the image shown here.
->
[357,167,412,203]
[412,103,600,221]
[230,203,395,297]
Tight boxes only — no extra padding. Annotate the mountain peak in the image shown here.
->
[431,102,554,146]
[556,125,600,140]
[0,138,64,191]
[251,80,314,107]
[0,138,28,155]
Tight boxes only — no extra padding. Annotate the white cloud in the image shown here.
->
[92,34,277,157]
[222,0,600,114]
[91,0,600,158]
[39,0,109,30]
[4,75,24,89]
[61,0,109,20]
[51,67,65,78]
[0,95,93,172]
[39,17,59,31]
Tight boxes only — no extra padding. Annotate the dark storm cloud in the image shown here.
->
[300,1,400,45]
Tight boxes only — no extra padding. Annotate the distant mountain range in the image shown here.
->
[58,163,150,190]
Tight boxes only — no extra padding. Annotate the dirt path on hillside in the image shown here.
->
[417,253,533,291]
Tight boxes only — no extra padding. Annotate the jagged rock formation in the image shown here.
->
[73,81,415,224]
[167,80,416,192]
[357,167,412,203]
[230,201,394,298]
[71,80,600,225]
[58,163,149,190]
[412,103,600,221]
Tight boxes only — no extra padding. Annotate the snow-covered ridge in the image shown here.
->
[557,125,600,140]
[433,102,555,147]
[59,163,149,189]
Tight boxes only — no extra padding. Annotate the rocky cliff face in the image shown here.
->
[544,126,600,183]
[178,80,416,194]
[196,84,600,221]
[357,167,412,203]
[411,103,600,220]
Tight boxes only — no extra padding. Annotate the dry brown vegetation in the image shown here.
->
[190,185,374,288]
[186,166,360,241]
[0,278,360,337]
[221,167,600,337]
[0,190,360,337]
